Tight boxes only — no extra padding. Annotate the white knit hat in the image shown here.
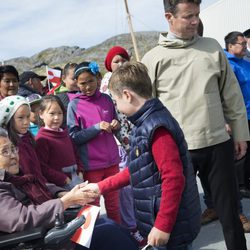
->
[0,95,30,127]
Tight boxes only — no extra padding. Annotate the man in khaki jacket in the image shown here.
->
[142,0,249,249]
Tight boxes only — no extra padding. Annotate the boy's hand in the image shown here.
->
[110,119,120,131]
[60,183,99,209]
[81,183,101,195]
[147,227,170,247]
[99,121,112,133]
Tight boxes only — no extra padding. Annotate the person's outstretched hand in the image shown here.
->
[80,183,101,196]
[60,182,99,210]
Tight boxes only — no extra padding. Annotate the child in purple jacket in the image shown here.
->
[67,61,121,224]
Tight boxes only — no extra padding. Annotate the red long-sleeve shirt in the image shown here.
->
[98,127,185,233]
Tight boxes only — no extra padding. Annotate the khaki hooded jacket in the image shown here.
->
[142,33,249,150]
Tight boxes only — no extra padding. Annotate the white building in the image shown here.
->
[200,0,250,48]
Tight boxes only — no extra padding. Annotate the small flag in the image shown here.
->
[47,67,61,86]
[71,205,100,248]
[46,66,62,95]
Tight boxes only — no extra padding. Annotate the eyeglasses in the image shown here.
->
[0,145,19,157]
[235,42,247,47]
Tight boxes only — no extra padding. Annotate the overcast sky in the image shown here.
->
[0,0,218,61]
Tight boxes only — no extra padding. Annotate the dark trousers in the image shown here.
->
[189,139,246,250]
[200,158,243,214]
[244,121,250,188]
[75,218,138,250]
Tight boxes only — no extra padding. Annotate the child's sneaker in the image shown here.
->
[130,229,147,248]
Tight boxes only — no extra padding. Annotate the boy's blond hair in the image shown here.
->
[109,62,152,99]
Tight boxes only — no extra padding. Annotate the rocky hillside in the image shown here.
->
[4,31,160,76]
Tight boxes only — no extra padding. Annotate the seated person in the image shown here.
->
[0,128,138,250]
[0,127,96,233]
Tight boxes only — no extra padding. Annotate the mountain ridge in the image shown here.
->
[4,31,160,75]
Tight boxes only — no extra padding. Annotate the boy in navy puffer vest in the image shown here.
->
[83,62,201,249]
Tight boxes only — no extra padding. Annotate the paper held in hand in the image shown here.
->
[71,205,100,248]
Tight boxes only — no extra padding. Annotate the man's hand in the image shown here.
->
[234,141,247,160]
[147,227,170,247]
[225,123,232,135]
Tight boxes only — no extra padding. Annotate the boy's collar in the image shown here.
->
[128,98,160,126]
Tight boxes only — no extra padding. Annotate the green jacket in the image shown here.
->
[142,33,249,150]
[54,84,68,95]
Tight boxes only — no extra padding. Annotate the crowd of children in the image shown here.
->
[0,52,151,244]
[1,25,250,248]
[0,48,198,249]
[0,42,203,250]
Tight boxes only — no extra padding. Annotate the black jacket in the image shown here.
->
[17,84,41,97]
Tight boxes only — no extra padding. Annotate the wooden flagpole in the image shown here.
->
[124,0,140,61]
[46,66,51,91]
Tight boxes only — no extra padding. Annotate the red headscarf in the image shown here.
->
[104,46,130,72]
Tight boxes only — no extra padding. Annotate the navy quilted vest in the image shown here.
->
[128,98,201,249]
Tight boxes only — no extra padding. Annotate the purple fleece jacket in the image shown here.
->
[67,89,120,171]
